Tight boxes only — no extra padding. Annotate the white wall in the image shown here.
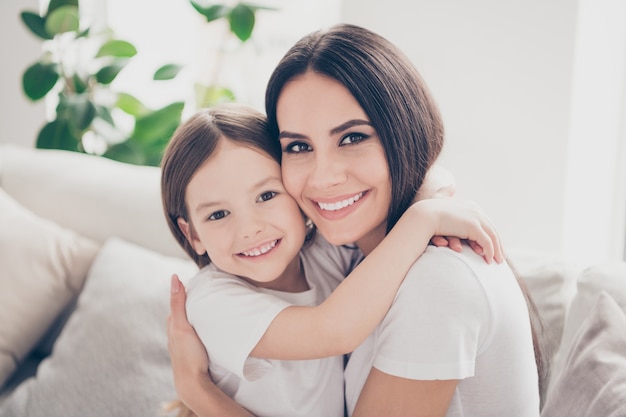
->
[2,0,625,268]
[341,0,626,268]
[0,0,46,148]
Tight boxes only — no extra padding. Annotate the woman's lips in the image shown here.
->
[310,191,368,220]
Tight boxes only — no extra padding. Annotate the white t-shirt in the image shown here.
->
[344,246,540,417]
[186,235,360,417]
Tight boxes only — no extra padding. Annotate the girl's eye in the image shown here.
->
[258,191,277,202]
[339,132,368,146]
[208,210,229,221]
[283,142,312,154]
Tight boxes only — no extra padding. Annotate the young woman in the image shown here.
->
[168,23,541,416]
[161,103,502,417]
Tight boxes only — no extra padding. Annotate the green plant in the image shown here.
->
[20,0,275,166]
[20,0,184,166]
[190,1,276,108]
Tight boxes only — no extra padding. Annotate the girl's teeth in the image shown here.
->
[242,240,277,257]
[317,192,363,211]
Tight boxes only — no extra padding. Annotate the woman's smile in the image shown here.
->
[277,71,391,250]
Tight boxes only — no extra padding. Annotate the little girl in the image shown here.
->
[160,103,502,417]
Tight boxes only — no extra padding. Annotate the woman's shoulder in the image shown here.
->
[408,245,515,287]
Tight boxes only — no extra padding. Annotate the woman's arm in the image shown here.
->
[352,369,458,417]
[168,275,255,417]
[251,198,503,360]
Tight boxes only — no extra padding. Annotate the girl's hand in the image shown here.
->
[430,236,485,257]
[411,198,505,264]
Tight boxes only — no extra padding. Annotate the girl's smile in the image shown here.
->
[181,138,308,291]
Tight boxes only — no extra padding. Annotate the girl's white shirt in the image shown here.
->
[344,245,541,417]
[185,235,361,417]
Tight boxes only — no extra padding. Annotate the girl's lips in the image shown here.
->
[238,239,280,258]
[310,191,369,220]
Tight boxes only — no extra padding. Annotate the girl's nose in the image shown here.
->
[239,212,264,240]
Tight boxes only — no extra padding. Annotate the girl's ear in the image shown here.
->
[177,217,207,255]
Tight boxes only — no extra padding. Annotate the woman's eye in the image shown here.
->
[208,210,229,221]
[339,133,367,146]
[284,142,311,154]
[258,191,277,202]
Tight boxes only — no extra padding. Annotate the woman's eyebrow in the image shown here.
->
[278,131,307,140]
[329,119,372,135]
[279,119,372,140]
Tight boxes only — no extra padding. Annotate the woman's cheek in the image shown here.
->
[281,162,304,202]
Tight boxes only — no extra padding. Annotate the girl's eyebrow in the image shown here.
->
[194,176,282,214]
[250,175,282,191]
[279,119,372,140]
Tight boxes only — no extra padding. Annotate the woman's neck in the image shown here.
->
[355,223,387,257]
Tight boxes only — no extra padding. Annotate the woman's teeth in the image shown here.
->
[317,192,364,211]
[241,240,277,257]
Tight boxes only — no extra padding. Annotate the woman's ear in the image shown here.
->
[177,217,207,255]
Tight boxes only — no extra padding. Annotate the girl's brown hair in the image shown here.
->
[161,103,281,268]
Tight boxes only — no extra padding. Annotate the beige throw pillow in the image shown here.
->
[0,188,100,388]
[541,291,626,417]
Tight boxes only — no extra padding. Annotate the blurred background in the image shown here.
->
[2,0,625,270]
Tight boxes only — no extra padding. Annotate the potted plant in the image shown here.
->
[20,0,184,166]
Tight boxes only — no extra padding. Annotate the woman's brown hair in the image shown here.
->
[265,23,547,400]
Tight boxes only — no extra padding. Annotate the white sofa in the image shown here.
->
[0,144,624,417]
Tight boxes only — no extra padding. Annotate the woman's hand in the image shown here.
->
[167,275,256,417]
[168,275,211,393]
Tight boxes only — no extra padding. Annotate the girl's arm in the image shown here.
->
[251,197,503,360]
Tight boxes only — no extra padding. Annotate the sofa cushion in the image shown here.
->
[0,188,100,389]
[0,144,184,259]
[540,291,626,417]
[551,262,626,382]
[0,237,198,417]
[508,252,579,370]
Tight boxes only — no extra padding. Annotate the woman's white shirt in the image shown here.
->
[344,246,540,417]
[185,236,359,417]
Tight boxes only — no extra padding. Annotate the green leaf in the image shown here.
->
[22,62,59,100]
[36,119,80,151]
[96,40,137,58]
[47,0,79,16]
[45,5,79,36]
[103,140,147,165]
[116,92,150,117]
[57,94,96,132]
[20,11,52,40]
[72,74,88,94]
[190,1,230,22]
[95,105,116,126]
[195,83,235,108]
[95,61,128,84]
[154,64,183,80]
[131,102,184,147]
[244,3,277,12]
[77,26,91,38]
[228,4,255,41]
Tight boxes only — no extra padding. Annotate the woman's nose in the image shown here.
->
[308,152,347,190]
